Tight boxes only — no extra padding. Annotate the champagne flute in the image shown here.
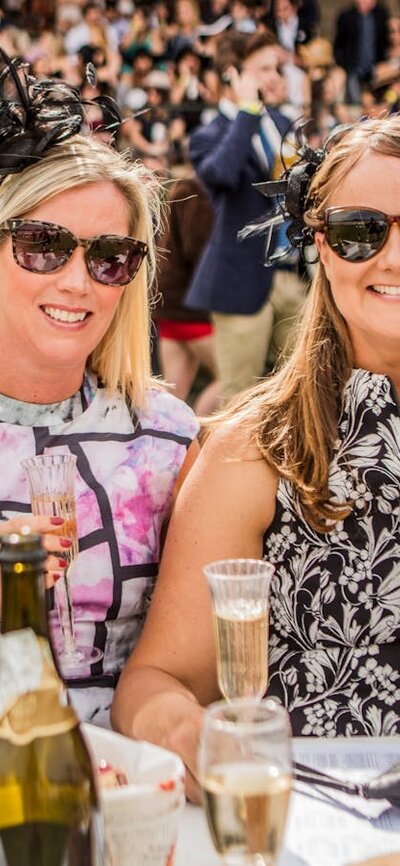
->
[199,698,292,866]
[21,453,103,677]
[203,559,274,702]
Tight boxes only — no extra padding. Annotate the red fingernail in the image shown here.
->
[53,572,62,582]
[60,538,72,548]
[50,517,64,526]
[58,558,68,568]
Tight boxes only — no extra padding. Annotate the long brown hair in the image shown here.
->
[207,115,400,531]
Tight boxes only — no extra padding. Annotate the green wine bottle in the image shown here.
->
[0,529,104,866]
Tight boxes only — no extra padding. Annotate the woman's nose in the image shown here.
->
[55,246,92,291]
[379,221,400,267]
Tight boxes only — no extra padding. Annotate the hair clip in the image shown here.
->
[238,119,354,266]
[0,48,123,179]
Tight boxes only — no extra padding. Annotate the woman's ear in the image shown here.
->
[314,231,329,270]
[314,231,324,255]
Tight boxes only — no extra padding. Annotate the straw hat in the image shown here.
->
[298,38,334,70]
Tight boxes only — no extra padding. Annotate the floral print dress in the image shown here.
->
[0,373,199,727]
[264,369,400,737]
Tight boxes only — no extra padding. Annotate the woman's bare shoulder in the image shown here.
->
[202,416,274,465]
[180,417,278,535]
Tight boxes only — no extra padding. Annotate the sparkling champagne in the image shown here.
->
[0,531,103,866]
[31,492,79,654]
[203,761,291,864]
[213,602,268,700]
[31,492,79,564]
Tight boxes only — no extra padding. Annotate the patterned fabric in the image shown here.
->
[0,374,199,727]
[264,368,400,737]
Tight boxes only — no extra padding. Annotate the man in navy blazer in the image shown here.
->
[186,29,303,401]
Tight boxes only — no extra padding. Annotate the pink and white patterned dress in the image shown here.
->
[0,372,199,726]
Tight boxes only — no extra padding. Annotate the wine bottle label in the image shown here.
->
[0,628,42,716]
[0,629,77,745]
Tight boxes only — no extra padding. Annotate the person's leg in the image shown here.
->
[158,337,199,400]
[187,334,222,415]
[267,269,306,369]
[188,333,219,377]
[193,380,221,415]
[212,301,274,403]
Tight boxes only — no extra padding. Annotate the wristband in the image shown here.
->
[238,101,263,115]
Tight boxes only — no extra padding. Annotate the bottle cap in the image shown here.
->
[0,529,46,564]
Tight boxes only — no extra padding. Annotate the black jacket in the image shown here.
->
[334,3,389,75]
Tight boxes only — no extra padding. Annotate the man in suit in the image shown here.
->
[334,0,389,104]
[186,28,303,401]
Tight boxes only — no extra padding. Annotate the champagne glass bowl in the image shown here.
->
[203,559,274,702]
[21,452,103,676]
[199,698,292,866]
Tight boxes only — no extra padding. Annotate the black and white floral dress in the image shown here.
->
[263,368,400,737]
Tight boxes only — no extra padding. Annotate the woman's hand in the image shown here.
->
[112,666,206,804]
[0,515,72,589]
[167,701,205,803]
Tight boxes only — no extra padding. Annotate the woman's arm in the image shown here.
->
[120,117,169,156]
[111,423,278,799]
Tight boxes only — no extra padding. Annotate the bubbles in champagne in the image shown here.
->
[213,600,268,701]
[203,761,291,863]
[31,493,78,564]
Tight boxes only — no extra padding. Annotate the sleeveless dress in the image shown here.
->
[263,368,400,737]
[0,373,199,727]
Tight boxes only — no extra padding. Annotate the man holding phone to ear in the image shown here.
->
[185,28,305,402]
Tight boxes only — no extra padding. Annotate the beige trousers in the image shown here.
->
[212,269,305,403]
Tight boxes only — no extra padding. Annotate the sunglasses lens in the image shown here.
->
[326,209,388,262]
[12,222,73,272]
[87,237,145,286]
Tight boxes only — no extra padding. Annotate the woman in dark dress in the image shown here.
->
[113,114,400,798]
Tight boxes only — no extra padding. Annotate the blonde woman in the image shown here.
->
[0,55,199,726]
[113,114,400,798]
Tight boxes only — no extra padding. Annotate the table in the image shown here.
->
[175,737,400,866]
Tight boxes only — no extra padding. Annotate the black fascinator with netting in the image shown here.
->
[238,119,354,266]
[0,49,123,179]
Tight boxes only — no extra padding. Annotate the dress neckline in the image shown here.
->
[348,367,400,413]
[0,370,98,427]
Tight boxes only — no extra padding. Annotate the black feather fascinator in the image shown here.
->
[238,119,354,266]
[0,49,123,179]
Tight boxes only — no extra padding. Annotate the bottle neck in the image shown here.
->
[1,562,50,637]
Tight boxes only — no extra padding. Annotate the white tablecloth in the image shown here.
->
[175,737,400,866]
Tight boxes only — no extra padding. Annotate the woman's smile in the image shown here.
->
[368,284,400,296]
[40,304,92,325]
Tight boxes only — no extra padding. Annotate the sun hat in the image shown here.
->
[298,38,334,70]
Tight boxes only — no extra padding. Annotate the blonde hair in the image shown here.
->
[0,135,161,409]
[209,114,400,531]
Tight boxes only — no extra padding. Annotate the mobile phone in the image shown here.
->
[222,62,242,85]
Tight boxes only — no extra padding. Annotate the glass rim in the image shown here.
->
[203,558,274,578]
[203,558,275,587]
[203,697,291,732]
[21,453,77,469]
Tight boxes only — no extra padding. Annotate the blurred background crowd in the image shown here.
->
[3,0,400,164]
[2,0,400,406]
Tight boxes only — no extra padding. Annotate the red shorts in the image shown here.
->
[157,320,213,340]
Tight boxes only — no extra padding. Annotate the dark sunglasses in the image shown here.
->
[324,207,400,263]
[0,219,148,286]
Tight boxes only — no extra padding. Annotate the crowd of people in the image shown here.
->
[1,1,399,160]
[0,0,400,807]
